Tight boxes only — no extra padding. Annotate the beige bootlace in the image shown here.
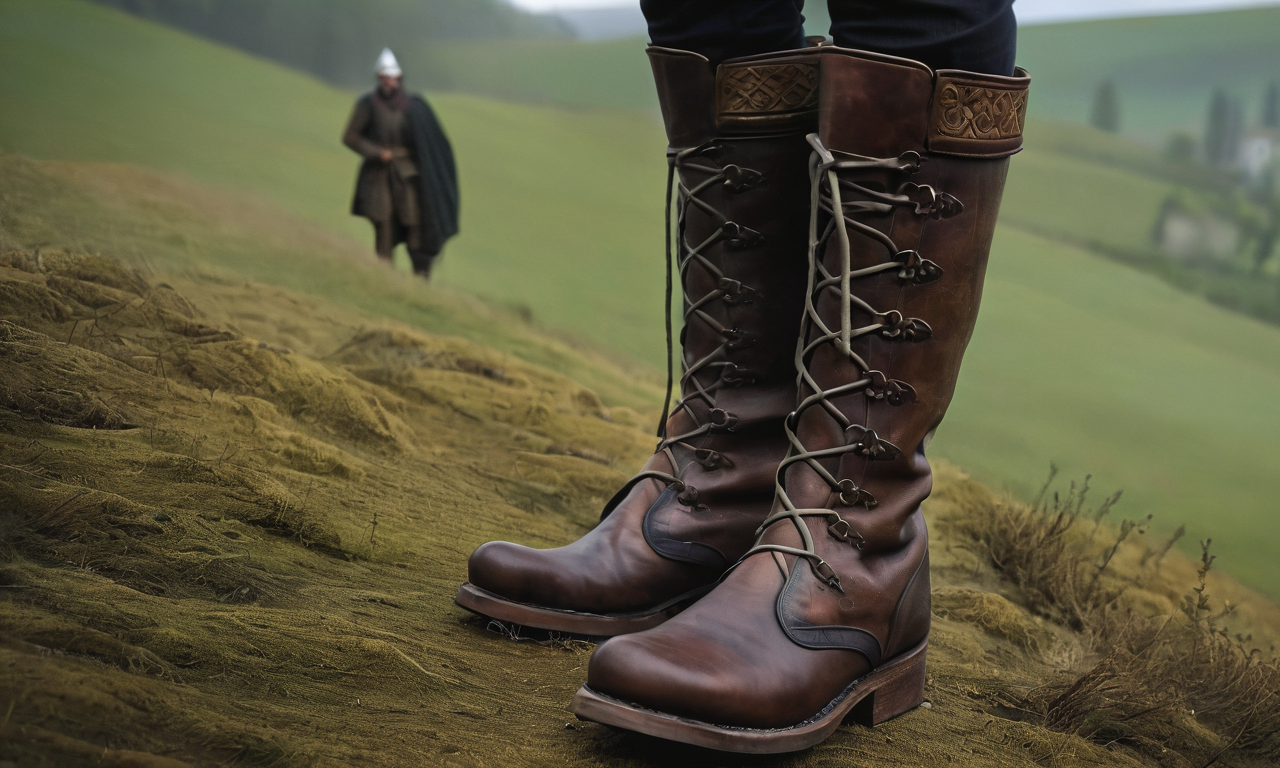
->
[730,133,961,590]
[603,142,768,517]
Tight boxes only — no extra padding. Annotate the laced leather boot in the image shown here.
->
[571,47,1030,751]
[456,45,822,635]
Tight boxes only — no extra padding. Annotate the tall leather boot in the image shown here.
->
[408,248,438,279]
[572,47,1030,752]
[455,46,822,635]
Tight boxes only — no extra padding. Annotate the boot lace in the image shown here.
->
[730,133,961,591]
[608,143,767,514]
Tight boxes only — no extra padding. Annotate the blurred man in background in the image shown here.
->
[343,48,459,279]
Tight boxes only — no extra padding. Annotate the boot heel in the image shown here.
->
[847,645,926,726]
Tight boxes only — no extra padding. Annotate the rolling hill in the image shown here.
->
[2,0,1280,596]
[409,6,1280,145]
[1016,8,1280,141]
[87,0,572,88]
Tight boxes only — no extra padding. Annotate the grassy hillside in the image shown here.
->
[0,0,671,368]
[941,226,1280,591]
[1,160,1276,765]
[0,152,662,416]
[3,0,1280,596]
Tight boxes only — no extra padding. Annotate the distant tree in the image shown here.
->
[1264,81,1280,130]
[1204,88,1244,167]
[1165,131,1198,163]
[1255,169,1279,274]
[1089,80,1121,133]
[1151,194,1178,247]
[1205,89,1229,164]
[1227,99,1244,165]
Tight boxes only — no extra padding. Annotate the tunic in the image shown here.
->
[343,90,420,226]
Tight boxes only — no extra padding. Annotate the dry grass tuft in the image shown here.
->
[940,468,1280,765]
[945,464,1132,642]
[480,618,597,654]
[1028,541,1280,765]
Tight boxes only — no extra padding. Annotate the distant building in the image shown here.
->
[1238,128,1277,183]
[1154,194,1240,262]
[1159,212,1240,260]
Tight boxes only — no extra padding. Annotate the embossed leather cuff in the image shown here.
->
[818,47,1030,159]
[652,45,1028,157]
[715,50,821,135]
[928,68,1030,158]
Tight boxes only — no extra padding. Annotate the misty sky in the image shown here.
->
[508,0,1280,24]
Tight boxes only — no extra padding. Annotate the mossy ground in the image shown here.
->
[1,154,1277,767]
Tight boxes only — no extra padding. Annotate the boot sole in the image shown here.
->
[454,582,711,637]
[568,637,927,754]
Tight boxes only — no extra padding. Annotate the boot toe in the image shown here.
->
[587,620,799,729]
[587,630,746,723]
[467,540,562,606]
[584,555,873,729]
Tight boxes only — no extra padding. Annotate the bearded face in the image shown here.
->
[377,73,402,97]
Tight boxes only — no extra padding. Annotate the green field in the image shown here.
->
[410,36,655,113]
[1016,8,1280,141]
[2,0,1280,594]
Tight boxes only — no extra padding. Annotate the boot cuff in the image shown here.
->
[819,46,1030,159]
[648,46,822,147]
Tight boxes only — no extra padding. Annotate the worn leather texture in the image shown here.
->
[587,46,1024,729]
[466,47,820,617]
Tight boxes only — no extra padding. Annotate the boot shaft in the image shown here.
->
[581,47,828,575]
[637,48,822,548]
[761,48,1030,660]
[787,48,1031,543]
[648,47,822,433]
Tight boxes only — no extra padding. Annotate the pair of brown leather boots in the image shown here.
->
[456,43,1029,754]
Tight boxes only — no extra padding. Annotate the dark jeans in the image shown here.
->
[639,0,1016,75]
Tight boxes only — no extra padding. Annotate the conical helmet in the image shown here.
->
[375,48,402,78]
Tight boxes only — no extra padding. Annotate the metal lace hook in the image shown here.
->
[811,558,844,592]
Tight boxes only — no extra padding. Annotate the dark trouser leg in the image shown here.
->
[827,0,1016,76]
[373,220,395,262]
[640,0,1016,75]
